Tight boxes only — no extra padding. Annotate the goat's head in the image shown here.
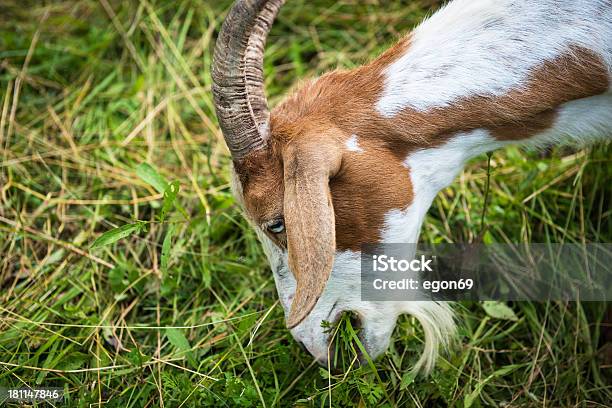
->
[212,0,454,370]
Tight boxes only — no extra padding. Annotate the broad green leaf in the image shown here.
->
[160,181,180,222]
[482,301,518,321]
[482,230,495,244]
[160,225,175,272]
[108,266,125,293]
[127,348,146,367]
[318,367,331,379]
[464,364,521,408]
[136,163,168,194]
[56,352,89,371]
[90,222,145,249]
[400,370,416,389]
[166,328,196,367]
[166,328,191,352]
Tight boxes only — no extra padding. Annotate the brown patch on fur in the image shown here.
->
[486,46,609,140]
[331,138,413,250]
[244,39,609,252]
[489,109,557,141]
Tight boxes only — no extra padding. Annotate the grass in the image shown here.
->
[0,0,610,406]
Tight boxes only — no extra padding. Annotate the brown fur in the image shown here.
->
[235,148,285,232]
[331,137,414,250]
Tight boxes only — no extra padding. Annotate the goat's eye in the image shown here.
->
[267,219,285,234]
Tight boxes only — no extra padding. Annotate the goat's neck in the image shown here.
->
[371,0,612,197]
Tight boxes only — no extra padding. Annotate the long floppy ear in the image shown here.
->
[283,141,342,329]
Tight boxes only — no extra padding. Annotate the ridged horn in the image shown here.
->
[212,0,285,159]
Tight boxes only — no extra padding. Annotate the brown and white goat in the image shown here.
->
[212,0,612,372]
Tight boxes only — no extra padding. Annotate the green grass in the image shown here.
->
[0,0,610,406]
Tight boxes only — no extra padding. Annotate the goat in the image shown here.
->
[211,0,612,372]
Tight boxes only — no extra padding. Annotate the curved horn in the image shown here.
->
[212,0,285,159]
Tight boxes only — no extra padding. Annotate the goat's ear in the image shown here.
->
[282,140,342,329]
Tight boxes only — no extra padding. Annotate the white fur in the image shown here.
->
[383,131,500,244]
[526,92,612,147]
[345,134,364,153]
[376,0,612,116]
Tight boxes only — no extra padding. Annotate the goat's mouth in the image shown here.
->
[323,311,367,372]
